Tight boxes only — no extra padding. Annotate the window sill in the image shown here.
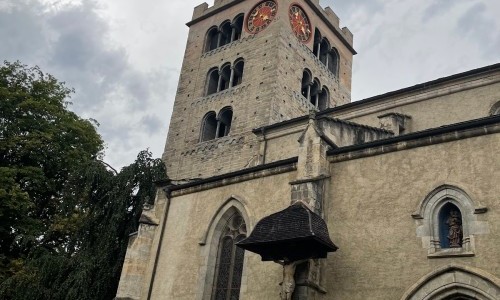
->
[428,248,474,259]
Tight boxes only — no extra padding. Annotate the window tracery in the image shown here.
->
[211,212,247,300]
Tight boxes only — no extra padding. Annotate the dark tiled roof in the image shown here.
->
[237,202,337,261]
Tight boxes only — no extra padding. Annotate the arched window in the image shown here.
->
[232,14,244,42]
[219,21,232,47]
[313,28,322,57]
[328,47,340,77]
[219,64,232,92]
[319,38,330,65]
[318,87,330,111]
[206,68,220,96]
[211,211,247,300]
[232,59,244,87]
[412,185,489,257]
[310,78,321,108]
[201,111,217,142]
[301,69,312,99]
[217,107,233,138]
[205,27,219,52]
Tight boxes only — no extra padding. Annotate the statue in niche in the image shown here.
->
[275,258,307,300]
[446,210,463,248]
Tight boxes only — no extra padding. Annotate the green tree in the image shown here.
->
[0,61,166,299]
[0,61,104,281]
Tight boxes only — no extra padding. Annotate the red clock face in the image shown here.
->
[246,0,278,34]
[289,4,312,43]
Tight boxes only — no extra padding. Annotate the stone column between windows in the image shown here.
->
[229,66,235,88]
[230,24,236,42]
[217,71,223,92]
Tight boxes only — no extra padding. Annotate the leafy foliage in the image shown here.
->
[0,61,166,299]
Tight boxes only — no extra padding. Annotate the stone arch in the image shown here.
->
[328,47,340,76]
[301,68,313,99]
[217,106,233,138]
[232,14,244,41]
[200,111,217,142]
[204,26,219,52]
[218,20,232,47]
[318,86,330,111]
[197,196,253,300]
[205,67,220,95]
[232,58,245,87]
[218,63,232,91]
[401,264,500,300]
[412,185,488,257]
[489,101,500,116]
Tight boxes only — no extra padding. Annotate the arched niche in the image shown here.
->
[412,185,488,257]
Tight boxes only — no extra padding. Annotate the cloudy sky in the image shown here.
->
[1,0,499,169]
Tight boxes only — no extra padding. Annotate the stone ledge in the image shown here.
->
[191,83,251,107]
[201,35,255,58]
[427,249,475,259]
[180,135,245,156]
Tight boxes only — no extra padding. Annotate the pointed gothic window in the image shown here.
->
[211,212,247,300]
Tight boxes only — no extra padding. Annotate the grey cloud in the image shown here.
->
[0,0,173,168]
[456,2,498,60]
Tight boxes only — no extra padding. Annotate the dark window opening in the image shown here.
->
[301,70,312,99]
[310,80,320,107]
[319,39,330,65]
[201,112,217,142]
[217,108,233,138]
[318,87,329,111]
[219,65,231,92]
[313,29,322,57]
[438,202,463,249]
[232,60,245,87]
[206,69,220,95]
[205,27,219,52]
[219,22,232,47]
[232,15,244,42]
[328,48,339,76]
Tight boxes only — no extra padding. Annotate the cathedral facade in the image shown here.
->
[115,0,500,299]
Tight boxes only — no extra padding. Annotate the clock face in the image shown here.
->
[246,0,278,34]
[289,4,312,43]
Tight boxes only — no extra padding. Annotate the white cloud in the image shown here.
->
[1,0,498,170]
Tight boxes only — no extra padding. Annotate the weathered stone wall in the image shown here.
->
[332,73,500,133]
[148,171,295,300]
[163,0,354,180]
[326,133,499,299]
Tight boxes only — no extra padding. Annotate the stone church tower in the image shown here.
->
[163,0,355,180]
[116,1,500,299]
